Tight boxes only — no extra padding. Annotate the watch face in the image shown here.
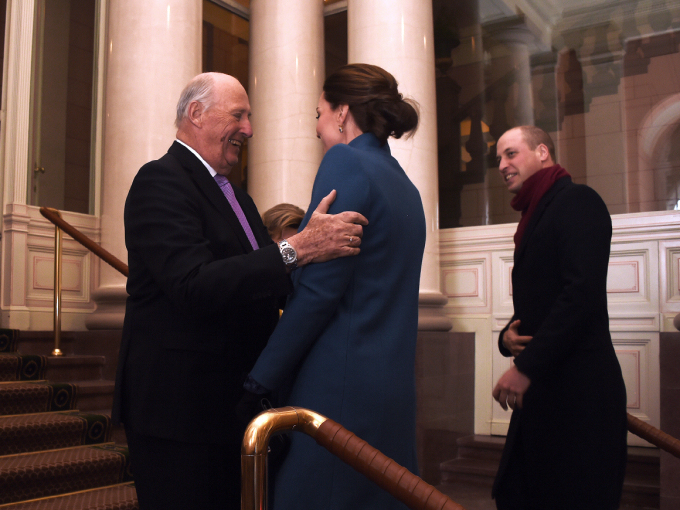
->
[281,246,296,264]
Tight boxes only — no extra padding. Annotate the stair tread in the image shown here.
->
[441,457,499,474]
[0,411,109,425]
[0,412,111,455]
[72,381,115,391]
[457,434,506,449]
[622,475,662,490]
[0,483,137,510]
[44,356,106,366]
[0,382,79,415]
[0,445,132,505]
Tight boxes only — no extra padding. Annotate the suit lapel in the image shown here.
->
[515,177,571,262]
[167,142,255,253]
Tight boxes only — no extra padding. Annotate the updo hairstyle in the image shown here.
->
[323,63,419,146]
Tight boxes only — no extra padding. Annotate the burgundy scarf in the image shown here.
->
[510,164,570,248]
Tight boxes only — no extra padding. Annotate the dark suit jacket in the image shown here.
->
[112,141,292,444]
[493,177,627,509]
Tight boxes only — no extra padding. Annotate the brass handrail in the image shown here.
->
[242,407,466,510]
[40,207,129,277]
[628,413,680,458]
[39,207,129,356]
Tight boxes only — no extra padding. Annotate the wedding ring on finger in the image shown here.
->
[349,237,353,244]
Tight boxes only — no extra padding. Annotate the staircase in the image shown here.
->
[439,435,660,510]
[0,329,138,509]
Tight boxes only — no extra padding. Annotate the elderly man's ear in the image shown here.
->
[187,101,203,127]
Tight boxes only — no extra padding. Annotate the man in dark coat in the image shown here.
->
[492,126,628,510]
[112,72,367,510]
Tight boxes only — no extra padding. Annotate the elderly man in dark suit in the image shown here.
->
[491,126,627,510]
[112,72,367,510]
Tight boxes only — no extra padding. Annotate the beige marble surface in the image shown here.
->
[247,0,325,213]
[348,0,448,328]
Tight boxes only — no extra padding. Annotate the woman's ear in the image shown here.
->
[337,105,349,125]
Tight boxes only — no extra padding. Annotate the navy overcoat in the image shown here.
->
[251,133,426,510]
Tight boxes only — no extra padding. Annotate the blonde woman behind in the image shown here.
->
[262,203,306,243]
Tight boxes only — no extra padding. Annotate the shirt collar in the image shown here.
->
[175,139,217,177]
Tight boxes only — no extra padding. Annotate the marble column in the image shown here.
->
[347,0,451,331]
[86,0,201,329]
[485,17,535,126]
[247,0,325,213]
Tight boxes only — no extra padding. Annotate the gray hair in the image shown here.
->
[175,73,216,128]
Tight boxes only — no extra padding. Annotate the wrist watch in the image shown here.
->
[277,239,298,269]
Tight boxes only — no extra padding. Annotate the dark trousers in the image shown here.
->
[125,426,241,510]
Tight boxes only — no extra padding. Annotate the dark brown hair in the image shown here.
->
[517,125,556,163]
[323,63,419,145]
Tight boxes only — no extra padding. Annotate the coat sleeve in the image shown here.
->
[249,145,370,390]
[513,186,612,381]
[124,158,291,318]
[498,316,516,358]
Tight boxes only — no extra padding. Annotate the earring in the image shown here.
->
[339,126,343,133]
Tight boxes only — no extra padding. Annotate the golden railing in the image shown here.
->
[242,406,466,510]
[39,207,129,356]
[243,407,680,510]
[627,413,680,458]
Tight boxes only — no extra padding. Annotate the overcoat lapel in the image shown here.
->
[167,142,255,253]
[514,177,571,263]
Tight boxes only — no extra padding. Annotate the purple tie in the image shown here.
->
[214,174,259,250]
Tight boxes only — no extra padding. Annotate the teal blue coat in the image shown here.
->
[251,133,426,510]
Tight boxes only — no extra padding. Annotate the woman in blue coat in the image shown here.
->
[247,64,426,509]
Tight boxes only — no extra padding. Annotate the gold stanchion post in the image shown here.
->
[52,213,63,357]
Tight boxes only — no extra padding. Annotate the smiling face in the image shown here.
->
[193,76,252,175]
[496,127,550,194]
[316,93,344,153]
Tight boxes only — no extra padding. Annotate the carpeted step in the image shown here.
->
[0,444,133,505]
[0,412,111,455]
[0,355,47,382]
[0,355,106,383]
[38,356,106,383]
[0,330,20,354]
[90,410,127,446]
[0,483,138,510]
[0,382,77,415]
[73,381,115,412]
[0,380,115,415]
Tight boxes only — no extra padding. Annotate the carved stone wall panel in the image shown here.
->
[1,207,99,329]
[490,330,512,436]
[659,240,680,316]
[491,249,514,322]
[25,243,92,309]
[612,331,660,446]
[441,254,491,314]
[607,241,659,330]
